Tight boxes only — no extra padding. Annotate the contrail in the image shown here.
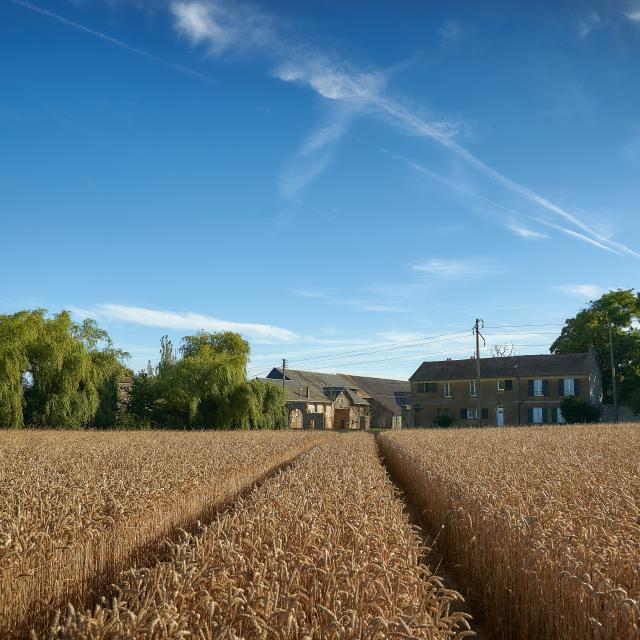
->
[8,0,214,85]
[373,95,639,258]
[381,148,625,256]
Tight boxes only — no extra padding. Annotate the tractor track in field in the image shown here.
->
[19,438,323,640]
[376,434,491,640]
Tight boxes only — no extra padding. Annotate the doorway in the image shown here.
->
[496,405,505,427]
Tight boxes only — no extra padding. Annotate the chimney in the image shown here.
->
[306,386,310,398]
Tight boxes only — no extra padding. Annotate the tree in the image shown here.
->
[0,310,128,428]
[550,289,640,403]
[560,396,601,424]
[127,330,286,430]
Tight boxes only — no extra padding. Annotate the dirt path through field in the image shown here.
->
[376,433,491,640]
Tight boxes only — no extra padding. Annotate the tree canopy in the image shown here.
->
[550,289,640,403]
[128,331,287,430]
[0,310,129,428]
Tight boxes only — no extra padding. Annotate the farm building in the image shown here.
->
[409,351,602,427]
[260,368,411,430]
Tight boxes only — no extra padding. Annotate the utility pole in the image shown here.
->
[608,323,618,421]
[281,358,287,389]
[473,319,485,425]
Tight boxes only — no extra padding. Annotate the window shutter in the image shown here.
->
[574,379,581,396]
[558,379,564,396]
[528,380,534,396]
[460,408,467,419]
[505,379,513,391]
[542,380,549,396]
[542,407,549,423]
[527,407,534,423]
[481,408,489,419]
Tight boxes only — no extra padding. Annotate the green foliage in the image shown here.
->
[0,310,129,428]
[127,331,286,430]
[551,289,640,403]
[432,414,454,428]
[560,396,601,423]
[630,389,640,415]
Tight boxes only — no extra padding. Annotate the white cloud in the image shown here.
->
[167,1,639,259]
[552,284,605,299]
[291,289,408,313]
[508,224,549,239]
[411,259,499,278]
[576,12,605,39]
[170,0,272,53]
[625,7,640,22]
[438,20,464,47]
[95,304,299,343]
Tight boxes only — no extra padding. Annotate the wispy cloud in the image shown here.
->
[576,12,605,39]
[170,0,273,53]
[384,150,638,257]
[508,224,549,239]
[91,303,299,343]
[411,259,500,278]
[292,289,408,313]
[10,0,214,84]
[625,4,640,23]
[438,20,465,47]
[552,284,605,299]
[166,1,638,259]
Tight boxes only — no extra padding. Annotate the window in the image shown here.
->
[317,405,324,413]
[557,407,566,424]
[469,380,477,397]
[308,404,315,412]
[417,382,437,393]
[497,379,505,391]
[437,408,451,417]
[467,407,478,420]
[563,378,575,397]
[533,379,543,397]
[532,407,543,423]
[444,382,452,398]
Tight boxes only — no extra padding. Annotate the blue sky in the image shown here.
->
[2,0,640,379]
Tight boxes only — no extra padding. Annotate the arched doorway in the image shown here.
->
[288,408,303,429]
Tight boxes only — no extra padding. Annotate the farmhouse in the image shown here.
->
[260,368,411,430]
[409,352,602,427]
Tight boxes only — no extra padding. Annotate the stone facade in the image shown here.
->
[260,369,407,430]
[409,352,602,427]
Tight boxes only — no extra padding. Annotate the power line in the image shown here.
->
[286,332,472,367]
[294,343,552,372]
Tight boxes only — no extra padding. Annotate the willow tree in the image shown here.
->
[0,309,128,428]
[0,310,43,427]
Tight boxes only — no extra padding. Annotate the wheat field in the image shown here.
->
[49,433,473,639]
[2,426,638,639]
[379,424,640,640]
[0,430,322,638]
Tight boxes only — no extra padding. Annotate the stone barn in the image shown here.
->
[260,368,411,430]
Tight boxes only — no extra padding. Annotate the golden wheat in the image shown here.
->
[0,429,322,638]
[379,424,640,640]
[51,433,474,639]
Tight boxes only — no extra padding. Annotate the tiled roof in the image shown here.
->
[410,352,596,382]
[266,368,410,414]
[343,375,411,416]
[257,377,330,403]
